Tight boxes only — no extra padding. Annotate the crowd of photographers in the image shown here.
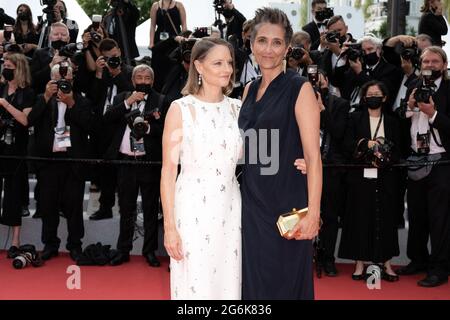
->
[1,0,450,287]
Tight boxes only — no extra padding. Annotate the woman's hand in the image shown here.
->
[164,227,183,261]
[285,214,320,241]
[294,158,307,174]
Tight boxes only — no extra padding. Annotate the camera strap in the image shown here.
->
[372,113,383,140]
[160,0,179,36]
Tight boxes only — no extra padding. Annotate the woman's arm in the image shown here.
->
[0,98,29,126]
[288,82,322,240]
[161,102,184,261]
[177,2,187,32]
[149,3,158,48]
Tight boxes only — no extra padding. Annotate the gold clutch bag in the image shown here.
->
[276,207,309,237]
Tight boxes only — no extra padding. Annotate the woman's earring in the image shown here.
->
[198,74,202,86]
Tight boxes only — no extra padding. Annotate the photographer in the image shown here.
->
[418,0,448,46]
[287,31,322,77]
[27,63,94,262]
[149,0,187,49]
[0,8,15,30]
[318,15,354,96]
[30,22,71,94]
[221,0,246,46]
[315,70,350,276]
[87,38,133,220]
[0,53,35,259]
[13,4,40,59]
[339,80,404,282]
[397,47,450,287]
[53,0,79,44]
[81,22,108,73]
[335,36,402,110]
[103,0,140,62]
[103,65,165,267]
[161,37,195,105]
[302,0,333,51]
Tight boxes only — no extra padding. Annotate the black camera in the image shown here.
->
[307,65,319,87]
[55,79,72,94]
[181,39,197,63]
[395,42,420,68]
[12,245,43,269]
[90,31,102,43]
[41,0,57,23]
[414,70,436,103]
[125,109,153,140]
[213,0,226,14]
[289,45,305,60]
[59,42,83,58]
[106,56,122,69]
[369,138,393,168]
[42,0,57,5]
[342,43,363,62]
[0,112,15,145]
[193,27,211,39]
[316,7,334,22]
[110,0,126,9]
[325,30,340,43]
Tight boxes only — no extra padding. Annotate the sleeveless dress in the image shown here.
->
[170,95,243,300]
[238,70,314,300]
[155,1,182,45]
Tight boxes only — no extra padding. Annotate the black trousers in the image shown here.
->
[320,167,346,261]
[98,163,118,210]
[0,161,27,227]
[116,159,160,255]
[407,161,450,278]
[39,161,85,251]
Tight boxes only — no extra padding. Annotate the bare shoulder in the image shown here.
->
[242,81,253,103]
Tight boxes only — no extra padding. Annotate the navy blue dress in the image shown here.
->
[238,69,314,300]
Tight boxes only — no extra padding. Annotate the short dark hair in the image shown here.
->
[312,0,327,9]
[251,7,293,46]
[327,15,345,29]
[360,80,389,100]
[99,38,119,52]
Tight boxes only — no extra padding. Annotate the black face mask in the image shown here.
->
[18,12,30,21]
[364,51,379,66]
[365,96,383,109]
[135,83,152,95]
[244,39,251,54]
[223,9,233,19]
[2,68,15,82]
[51,40,67,51]
[430,69,443,80]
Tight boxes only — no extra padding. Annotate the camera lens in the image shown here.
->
[12,256,27,269]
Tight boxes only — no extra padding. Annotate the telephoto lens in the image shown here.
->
[12,252,32,269]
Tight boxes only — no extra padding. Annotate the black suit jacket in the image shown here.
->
[302,21,321,51]
[27,93,95,177]
[103,90,167,178]
[404,78,450,154]
[320,94,350,163]
[335,58,403,110]
[30,48,53,94]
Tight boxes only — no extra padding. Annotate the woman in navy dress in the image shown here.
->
[238,8,322,300]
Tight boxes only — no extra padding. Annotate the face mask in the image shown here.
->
[430,69,443,80]
[18,12,30,21]
[51,40,67,51]
[1,68,15,82]
[365,96,383,109]
[244,39,251,54]
[135,83,152,95]
[364,51,379,66]
[223,9,233,19]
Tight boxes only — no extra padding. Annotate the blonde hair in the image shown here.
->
[4,53,31,88]
[182,37,236,96]
[50,22,69,36]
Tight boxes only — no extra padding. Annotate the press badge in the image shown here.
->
[55,126,71,148]
[364,168,378,179]
[130,136,145,153]
[416,131,431,155]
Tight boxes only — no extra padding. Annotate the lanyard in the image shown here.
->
[372,113,383,140]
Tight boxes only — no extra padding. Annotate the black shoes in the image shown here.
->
[145,252,161,268]
[40,247,59,261]
[381,269,400,282]
[418,274,448,287]
[323,260,338,277]
[69,247,83,262]
[89,208,113,220]
[396,262,427,275]
[7,246,20,259]
[110,251,130,266]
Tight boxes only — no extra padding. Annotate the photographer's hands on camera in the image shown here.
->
[44,80,75,108]
[408,88,436,118]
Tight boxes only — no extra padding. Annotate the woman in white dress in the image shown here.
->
[161,37,242,300]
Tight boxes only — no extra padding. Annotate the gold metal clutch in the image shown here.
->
[276,207,309,237]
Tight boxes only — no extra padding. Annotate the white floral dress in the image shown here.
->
[170,95,242,300]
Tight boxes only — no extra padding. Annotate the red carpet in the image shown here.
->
[1,252,449,300]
